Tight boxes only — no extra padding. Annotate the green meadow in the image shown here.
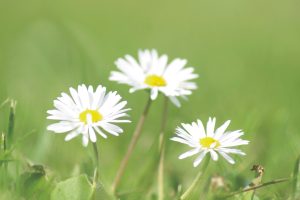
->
[0,0,300,199]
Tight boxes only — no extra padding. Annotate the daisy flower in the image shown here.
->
[171,118,249,167]
[109,49,198,107]
[47,84,131,147]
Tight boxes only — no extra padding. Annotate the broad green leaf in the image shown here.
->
[18,165,53,200]
[51,174,93,200]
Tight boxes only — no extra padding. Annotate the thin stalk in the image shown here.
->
[180,156,210,200]
[7,100,16,148]
[1,132,6,152]
[225,178,289,198]
[112,97,152,194]
[158,97,169,200]
[92,142,100,200]
[1,133,7,171]
[92,142,100,185]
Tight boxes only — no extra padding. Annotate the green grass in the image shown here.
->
[0,0,300,199]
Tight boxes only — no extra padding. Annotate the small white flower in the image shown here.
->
[109,49,198,107]
[47,84,131,147]
[171,118,249,167]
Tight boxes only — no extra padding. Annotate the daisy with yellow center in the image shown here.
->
[109,49,198,107]
[171,117,249,167]
[47,84,131,147]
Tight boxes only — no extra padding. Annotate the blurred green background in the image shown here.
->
[0,0,300,199]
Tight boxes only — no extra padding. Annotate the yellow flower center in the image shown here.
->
[200,137,220,148]
[79,109,102,124]
[144,75,167,87]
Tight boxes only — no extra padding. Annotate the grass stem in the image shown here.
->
[112,97,152,194]
[7,100,16,148]
[92,142,100,184]
[225,178,289,198]
[91,142,100,199]
[180,156,210,200]
[158,97,169,200]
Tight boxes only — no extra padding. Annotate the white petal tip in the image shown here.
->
[129,89,136,93]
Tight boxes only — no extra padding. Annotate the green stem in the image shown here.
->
[225,178,289,198]
[1,132,6,153]
[180,156,210,200]
[91,142,100,200]
[7,100,16,148]
[112,97,152,194]
[92,142,100,186]
[158,97,169,200]
[1,132,7,172]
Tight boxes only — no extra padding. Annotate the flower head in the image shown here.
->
[47,84,131,147]
[109,49,198,107]
[171,118,249,167]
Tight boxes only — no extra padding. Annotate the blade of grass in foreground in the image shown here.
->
[180,156,210,200]
[158,97,169,200]
[292,155,300,200]
[7,100,17,148]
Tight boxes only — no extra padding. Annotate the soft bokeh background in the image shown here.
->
[0,0,299,199]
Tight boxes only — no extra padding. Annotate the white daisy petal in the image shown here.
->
[100,123,122,136]
[193,150,208,167]
[93,126,107,139]
[206,117,216,137]
[88,126,96,143]
[47,84,131,147]
[171,118,249,167]
[214,120,231,139]
[82,134,89,147]
[179,148,200,159]
[65,131,80,141]
[169,96,181,107]
[69,87,82,108]
[47,122,78,133]
[64,125,83,141]
[170,137,196,148]
[209,150,218,161]
[219,151,235,164]
[150,88,159,100]
[196,119,206,138]
[219,148,246,155]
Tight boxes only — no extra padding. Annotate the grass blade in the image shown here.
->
[7,100,17,147]
[292,155,300,200]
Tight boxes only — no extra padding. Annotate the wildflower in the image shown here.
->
[109,49,198,107]
[47,84,130,146]
[171,117,249,166]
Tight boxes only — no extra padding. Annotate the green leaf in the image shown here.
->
[51,174,94,200]
[292,155,300,200]
[18,165,53,200]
